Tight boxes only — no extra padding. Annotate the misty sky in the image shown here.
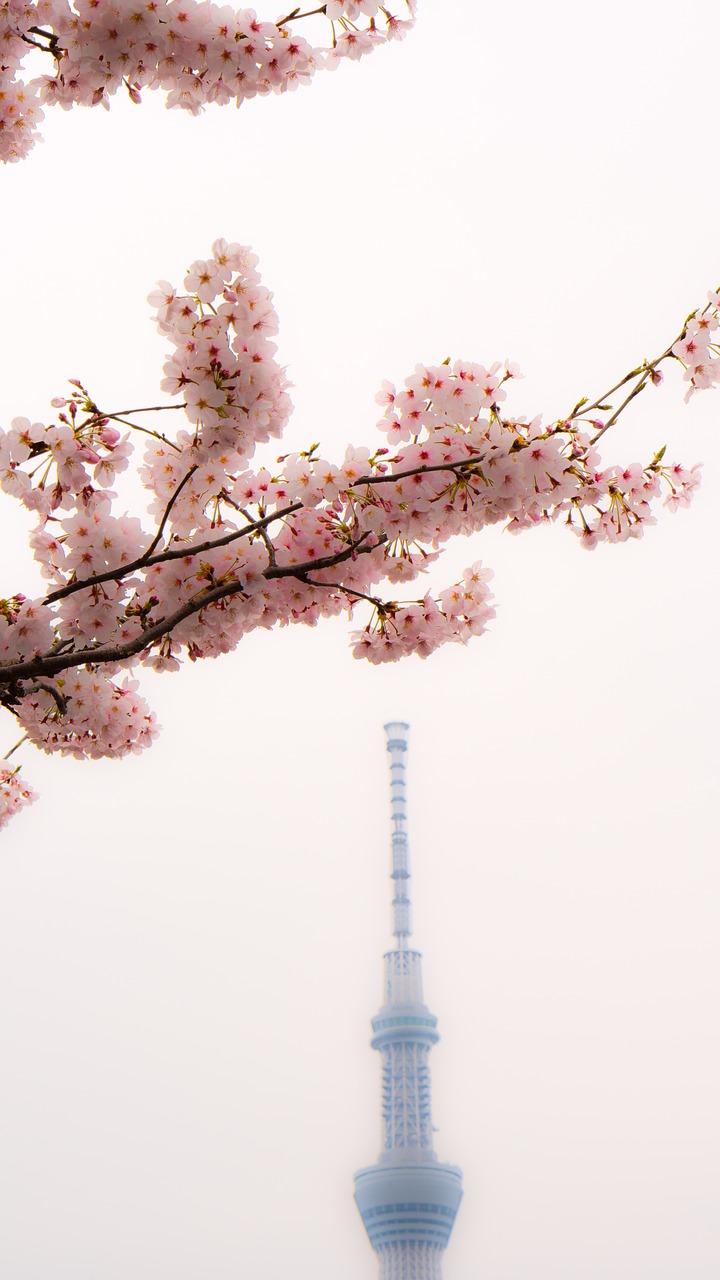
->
[1,1,719,1277]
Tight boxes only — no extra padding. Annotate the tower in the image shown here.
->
[354,722,463,1280]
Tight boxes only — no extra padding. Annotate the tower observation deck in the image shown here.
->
[354,723,463,1280]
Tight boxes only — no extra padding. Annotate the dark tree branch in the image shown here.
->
[26,680,67,715]
[21,25,64,57]
[20,32,58,53]
[264,528,380,582]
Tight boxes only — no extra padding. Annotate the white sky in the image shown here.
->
[1,2,719,1277]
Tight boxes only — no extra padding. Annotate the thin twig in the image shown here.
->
[590,341,676,444]
[277,4,327,25]
[2,735,27,762]
[240,506,276,567]
[302,577,382,608]
[94,413,184,449]
[87,403,186,420]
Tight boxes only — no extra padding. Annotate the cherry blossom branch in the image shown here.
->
[580,301,719,442]
[18,317,705,627]
[1,580,252,682]
[588,340,679,443]
[1,240,712,829]
[22,3,328,48]
[2,0,414,165]
[0,530,381,685]
[42,441,492,609]
[43,499,304,605]
[40,446,489,612]
[44,464,200,604]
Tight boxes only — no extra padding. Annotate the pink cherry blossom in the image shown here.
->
[0,0,416,163]
[0,763,37,829]
[0,241,712,827]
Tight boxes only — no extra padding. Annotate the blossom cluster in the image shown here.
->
[671,295,720,400]
[0,762,37,829]
[0,0,415,162]
[351,562,496,664]
[0,241,708,827]
[18,670,159,755]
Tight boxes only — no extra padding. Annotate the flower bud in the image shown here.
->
[75,445,101,464]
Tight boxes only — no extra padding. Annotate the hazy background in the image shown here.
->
[1,1,719,1276]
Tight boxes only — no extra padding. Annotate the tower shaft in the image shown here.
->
[354,724,462,1280]
[375,950,436,1154]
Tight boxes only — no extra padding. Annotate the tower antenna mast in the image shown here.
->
[387,720,412,949]
[354,722,463,1280]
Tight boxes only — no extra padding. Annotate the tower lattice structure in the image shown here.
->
[354,723,463,1280]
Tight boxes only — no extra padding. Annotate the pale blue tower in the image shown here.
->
[354,722,463,1280]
